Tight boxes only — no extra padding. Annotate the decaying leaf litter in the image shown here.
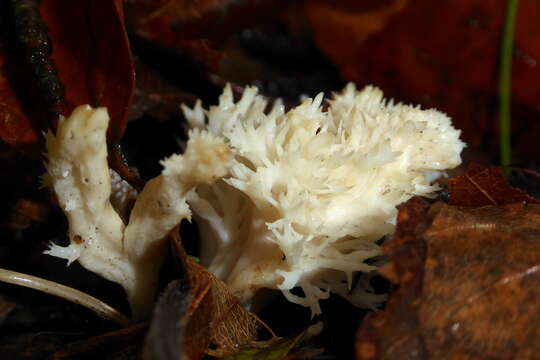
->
[1,1,540,359]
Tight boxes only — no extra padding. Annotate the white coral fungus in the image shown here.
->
[44,105,231,319]
[183,83,465,315]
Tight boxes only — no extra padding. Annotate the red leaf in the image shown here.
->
[0,88,40,146]
[307,0,540,156]
[0,1,134,148]
[448,165,540,206]
[40,0,134,143]
[0,3,48,147]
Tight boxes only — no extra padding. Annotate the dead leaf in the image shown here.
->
[305,0,407,65]
[357,198,540,359]
[125,0,228,72]
[307,0,540,157]
[448,165,540,206]
[126,0,288,72]
[126,0,287,40]
[0,0,134,148]
[38,0,140,189]
[144,228,263,360]
[40,0,135,144]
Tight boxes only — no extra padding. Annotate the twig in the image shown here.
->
[0,268,130,326]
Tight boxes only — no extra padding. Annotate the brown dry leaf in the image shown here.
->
[448,165,540,206]
[144,229,261,360]
[306,0,540,156]
[207,274,261,356]
[357,198,540,359]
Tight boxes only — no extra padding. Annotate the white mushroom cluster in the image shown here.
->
[44,83,464,319]
[184,84,465,315]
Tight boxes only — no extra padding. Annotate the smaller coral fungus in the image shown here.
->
[44,105,231,319]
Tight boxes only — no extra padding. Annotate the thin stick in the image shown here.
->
[0,268,130,326]
[499,0,519,167]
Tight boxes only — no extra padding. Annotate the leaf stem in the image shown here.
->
[0,268,130,326]
[499,0,519,167]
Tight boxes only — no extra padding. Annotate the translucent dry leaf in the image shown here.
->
[145,229,263,360]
